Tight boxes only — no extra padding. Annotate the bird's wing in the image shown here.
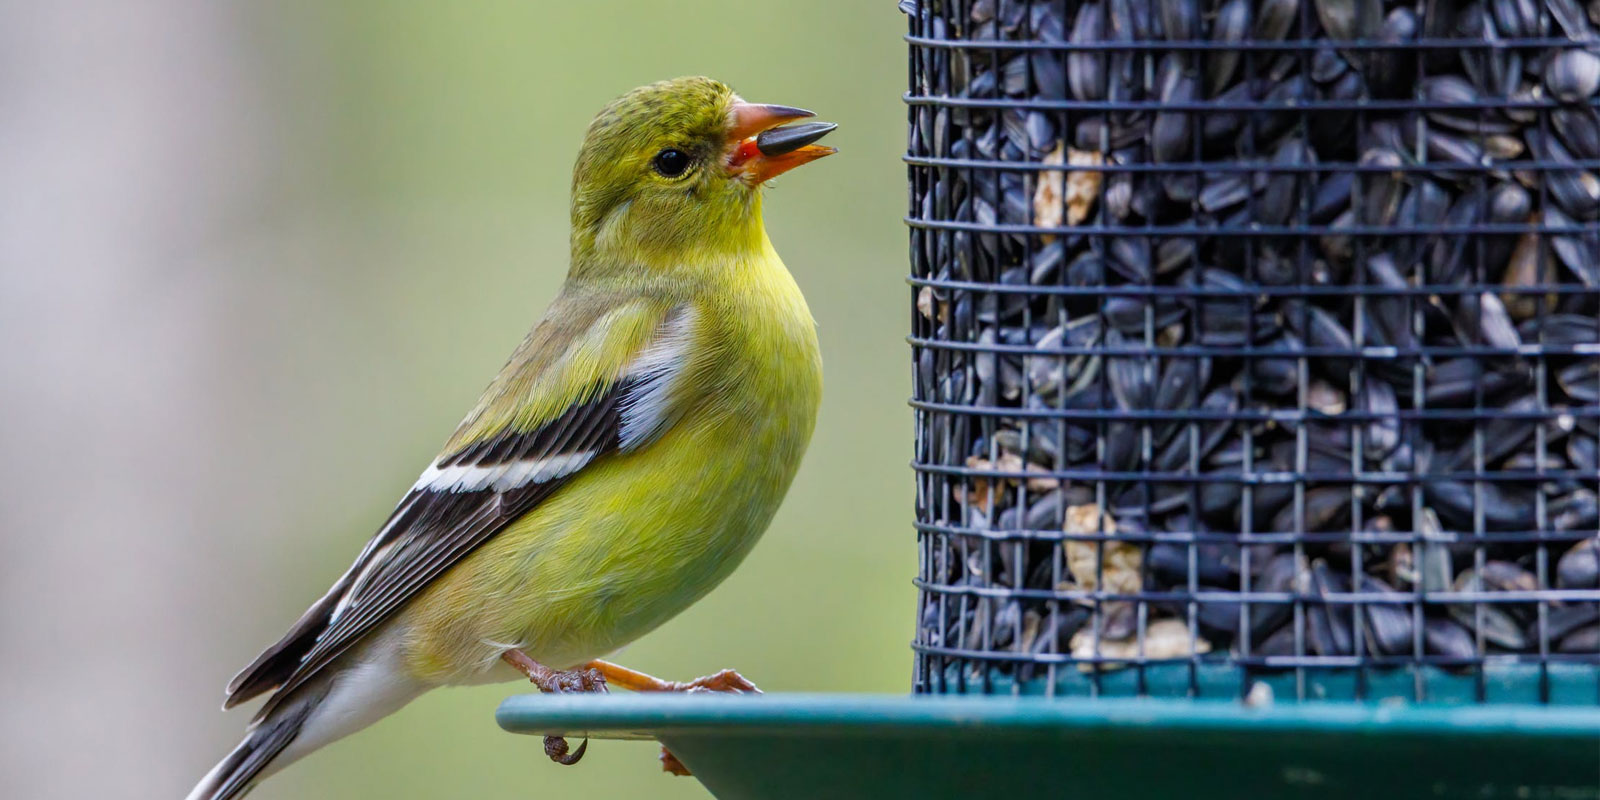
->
[225,292,698,710]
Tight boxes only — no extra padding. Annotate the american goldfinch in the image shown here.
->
[187,76,833,800]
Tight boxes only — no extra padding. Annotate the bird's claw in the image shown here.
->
[659,745,691,776]
[677,668,761,694]
[531,666,609,695]
[524,662,604,767]
[550,666,608,694]
[650,667,755,775]
[544,735,588,766]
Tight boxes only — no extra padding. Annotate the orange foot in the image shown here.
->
[583,659,763,775]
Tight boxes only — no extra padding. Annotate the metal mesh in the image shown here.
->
[905,0,1600,703]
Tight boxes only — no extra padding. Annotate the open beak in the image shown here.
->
[726,101,837,183]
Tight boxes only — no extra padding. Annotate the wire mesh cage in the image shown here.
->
[906,0,1600,703]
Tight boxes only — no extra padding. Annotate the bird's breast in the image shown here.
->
[401,259,821,682]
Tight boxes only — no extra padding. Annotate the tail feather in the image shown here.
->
[189,640,426,800]
[185,694,319,800]
[225,589,343,709]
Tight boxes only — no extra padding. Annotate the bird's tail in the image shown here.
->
[187,644,425,800]
[184,689,323,800]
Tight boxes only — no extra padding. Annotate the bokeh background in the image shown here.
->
[0,3,909,798]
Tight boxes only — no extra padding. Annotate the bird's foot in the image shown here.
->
[580,660,762,776]
[545,735,589,766]
[501,649,606,766]
[538,666,608,694]
[659,746,692,776]
[671,668,761,695]
[583,660,762,694]
[503,649,609,695]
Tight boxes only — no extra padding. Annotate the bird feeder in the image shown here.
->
[500,2,1600,796]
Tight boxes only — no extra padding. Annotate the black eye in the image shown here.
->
[652,148,691,177]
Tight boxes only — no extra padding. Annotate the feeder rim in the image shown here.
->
[496,691,1600,740]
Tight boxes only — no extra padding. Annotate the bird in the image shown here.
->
[186,76,834,800]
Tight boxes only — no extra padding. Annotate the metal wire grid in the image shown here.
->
[905,0,1600,703]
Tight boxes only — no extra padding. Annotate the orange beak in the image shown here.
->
[725,101,837,183]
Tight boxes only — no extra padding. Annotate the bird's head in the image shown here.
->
[569,77,835,278]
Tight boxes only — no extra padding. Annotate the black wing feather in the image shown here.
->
[225,375,645,711]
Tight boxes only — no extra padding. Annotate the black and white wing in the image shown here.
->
[223,302,696,711]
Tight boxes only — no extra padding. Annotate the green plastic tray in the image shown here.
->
[496,692,1600,799]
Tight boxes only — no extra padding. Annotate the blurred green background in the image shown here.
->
[0,2,909,799]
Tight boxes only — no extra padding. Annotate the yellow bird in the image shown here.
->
[187,76,833,800]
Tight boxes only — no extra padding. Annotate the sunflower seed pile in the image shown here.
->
[906,0,1600,694]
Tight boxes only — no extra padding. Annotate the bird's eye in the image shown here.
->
[652,148,691,178]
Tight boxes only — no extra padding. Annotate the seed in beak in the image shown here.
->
[755,122,839,157]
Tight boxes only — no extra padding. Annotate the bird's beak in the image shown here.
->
[726,101,837,183]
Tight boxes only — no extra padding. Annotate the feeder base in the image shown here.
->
[495,692,1600,800]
